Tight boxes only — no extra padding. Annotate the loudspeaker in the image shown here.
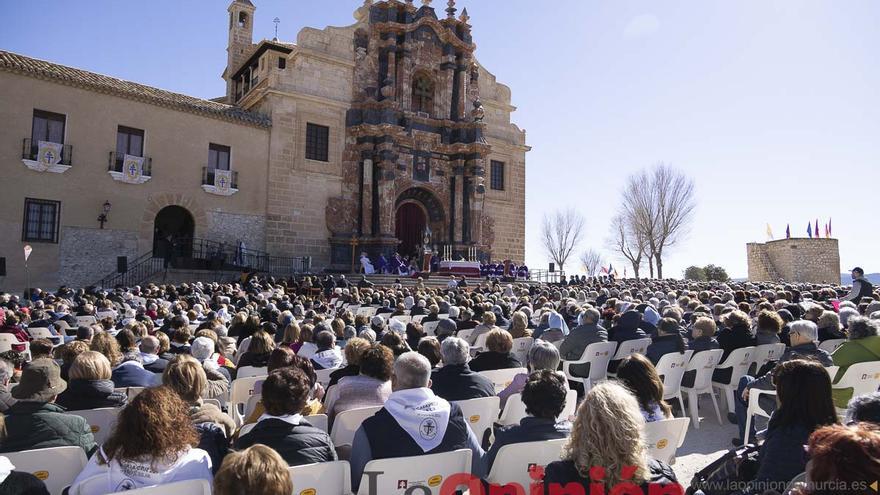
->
[0,257,5,277]
[117,256,128,274]
[549,262,555,273]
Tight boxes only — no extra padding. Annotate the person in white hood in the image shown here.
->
[310,330,343,370]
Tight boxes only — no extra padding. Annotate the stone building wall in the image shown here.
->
[747,238,840,284]
[204,210,266,250]
[59,227,140,288]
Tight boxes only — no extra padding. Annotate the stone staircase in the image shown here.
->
[758,247,781,281]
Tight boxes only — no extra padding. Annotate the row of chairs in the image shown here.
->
[9,416,691,495]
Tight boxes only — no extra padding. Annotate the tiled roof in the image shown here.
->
[0,50,271,128]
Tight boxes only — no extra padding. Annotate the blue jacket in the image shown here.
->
[111,361,160,388]
[646,334,685,365]
[609,311,647,343]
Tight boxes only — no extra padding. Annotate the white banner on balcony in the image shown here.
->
[37,141,63,168]
[122,154,144,183]
[214,169,233,192]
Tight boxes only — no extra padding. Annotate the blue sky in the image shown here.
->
[4,1,879,278]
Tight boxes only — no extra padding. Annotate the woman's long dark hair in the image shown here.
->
[772,359,839,430]
[616,353,672,418]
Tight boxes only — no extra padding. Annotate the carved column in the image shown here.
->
[361,158,373,236]
[378,162,396,236]
[452,164,464,243]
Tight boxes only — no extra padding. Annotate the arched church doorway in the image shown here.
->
[153,205,194,261]
[395,202,427,258]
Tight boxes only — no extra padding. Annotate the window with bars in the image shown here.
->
[32,109,66,144]
[208,143,231,170]
[22,198,60,243]
[306,123,329,162]
[490,160,505,191]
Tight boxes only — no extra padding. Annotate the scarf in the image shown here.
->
[312,349,342,370]
[383,388,451,452]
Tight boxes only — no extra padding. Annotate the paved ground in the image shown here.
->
[669,394,765,485]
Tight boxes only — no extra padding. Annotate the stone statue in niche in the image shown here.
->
[325,198,358,235]
[471,100,485,122]
[481,215,495,247]
[413,152,430,182]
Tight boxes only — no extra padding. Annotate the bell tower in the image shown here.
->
[226,0,255,101]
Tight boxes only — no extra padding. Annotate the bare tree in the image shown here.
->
[607,213,645,278]
[620,163,696,279]
[579,248,604,277]
[541,208,586,272]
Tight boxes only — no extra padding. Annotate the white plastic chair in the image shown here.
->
[743,389,777,444]
[437,313,450,320]
[561,341,617,391]
[236,366,268,379]
[234,336,252,365]
[607,338,652,377]
[357,307,377,317]
[75,315,97,327]
[471,332,489,353]
[5,446,87,495]
[391,315,412,324]
[832,361,880,413]
[478,367,528,394]
[289,461,352,495]
[644,417,691,465]
[498,388,577,426]
[330,406,382,448]
[72,407,120,446]
[315,368,338,388]
[229,376,264,426]
[356,449,472,495]
[819,338,846,353]
[750,343,786,374]
[680,349,724,429]
[511,337,534,365]
[126,387,145,401]
[422,321,440,336]
[453,396,500,441]
[412,315,426,323]
[486,439,567,491]
[655,350,694,413]
[712,346,757,413]
[0,334,28,353]
[27,327,56,341]
[456,328,475,343]
[114,479,212,494]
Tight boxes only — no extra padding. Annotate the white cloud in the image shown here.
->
[624,14,661,39]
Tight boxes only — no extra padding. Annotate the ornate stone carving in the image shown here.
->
[481,215,495,247]
[471,100,484,122]
[325,197,358,235]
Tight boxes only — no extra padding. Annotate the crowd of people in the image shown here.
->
[0,266,877,494]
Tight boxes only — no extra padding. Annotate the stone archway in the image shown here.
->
[394,187,445,257]
[139,193,207,256]
[153,205,195,259]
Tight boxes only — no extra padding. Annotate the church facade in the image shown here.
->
[0,0,527,291]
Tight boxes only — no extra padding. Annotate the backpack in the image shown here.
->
[686,444,761,495]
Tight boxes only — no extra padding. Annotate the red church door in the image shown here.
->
[395,202,426,258]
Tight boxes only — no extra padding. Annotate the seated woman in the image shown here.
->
[468,329,523,372]
[56,351,128,411]
[162,355,235,438]
[645,317,687,365]
[328,337,370,388]
[241,348,324,428]
[214,445,292,495]
[234,368,337,466]
[69,386,212,493]
[740,359,839,495]
[543,381,679,494]
[237,330,275,369]
[615,353,672,422]
[484,370,571,473]
[755,310,784,345]
[498,340,560,406]
[417,337,442,368]
[791,423,880,495]
[322,344,393,424]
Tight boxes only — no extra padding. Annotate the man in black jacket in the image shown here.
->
[234,367,336,466]
[430,337,495,401]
